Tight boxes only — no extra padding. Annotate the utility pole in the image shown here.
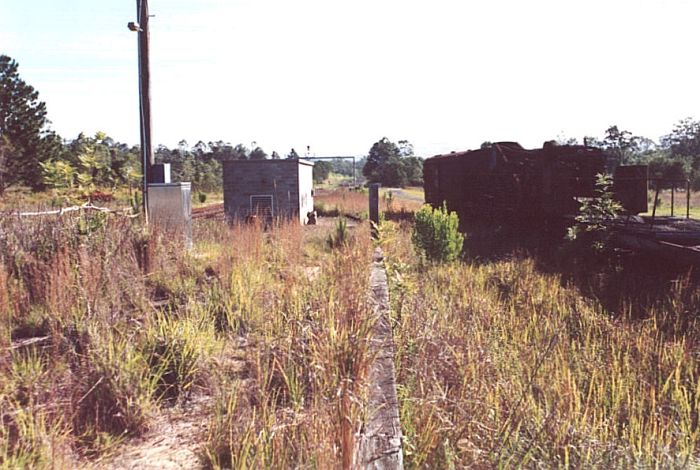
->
[129,0,154,218]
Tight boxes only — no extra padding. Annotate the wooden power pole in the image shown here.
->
[134,0,154,216]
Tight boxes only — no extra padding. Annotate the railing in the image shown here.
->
[648,178,691,222]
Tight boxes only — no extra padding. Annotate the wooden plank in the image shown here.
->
[356,248,404,469]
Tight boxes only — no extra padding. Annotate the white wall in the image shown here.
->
[298,162,314,224]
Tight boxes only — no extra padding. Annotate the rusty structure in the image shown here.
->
[424,142,648,224]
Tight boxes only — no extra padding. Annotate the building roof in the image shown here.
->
[222,158,314,167]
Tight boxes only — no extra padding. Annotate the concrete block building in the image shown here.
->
[223,159,315,224]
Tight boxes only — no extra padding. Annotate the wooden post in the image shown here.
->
[137,0,154,217]
[671,184,675,217]
[369,183,380,239]
[651,182,660,228]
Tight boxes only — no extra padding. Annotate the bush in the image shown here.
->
[566,173,621,255]
[411,203,464,262]
[327,217,349,249]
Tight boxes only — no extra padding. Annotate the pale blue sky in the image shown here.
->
[2,0,699,157]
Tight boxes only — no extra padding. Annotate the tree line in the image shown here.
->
[560,122,700,189]
[0,55,362,194]
[3,53,700,195]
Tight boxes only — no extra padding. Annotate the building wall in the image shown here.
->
[298,162,314,224]
[223,160,314,224]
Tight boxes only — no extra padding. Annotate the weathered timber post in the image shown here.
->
[370,183,380,239]
[356,248,404,469]
[132,0,155,218]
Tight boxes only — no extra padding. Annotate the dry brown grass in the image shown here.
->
[0,210,377,468]
[202,218,376,468]
[382,221,700,468]
[314,187,422,223]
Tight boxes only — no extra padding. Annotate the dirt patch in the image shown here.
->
[88,341,250,470]
[89,397,210,470]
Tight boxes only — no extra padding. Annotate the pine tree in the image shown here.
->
[0,55,61,192]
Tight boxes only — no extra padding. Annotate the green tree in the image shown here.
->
[0,135,14,192]
[231,144,249,160]
[661,118,700,161]
[0,54,61,192]
[403,156,424,186]
[647,155,690,189]
[363,137,421,187]
[602,125,635,165]
[313,161,332,183]
[287,148,300,159]
[208,141,236,161]
[40,159,76,189]
[249,146,268,160]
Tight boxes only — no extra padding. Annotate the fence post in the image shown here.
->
[671,185,675,217]
[369,183,380,239]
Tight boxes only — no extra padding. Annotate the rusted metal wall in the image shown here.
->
[614,165,648,214]
[424,142,644,223]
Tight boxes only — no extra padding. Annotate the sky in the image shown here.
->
[2,0,699,158]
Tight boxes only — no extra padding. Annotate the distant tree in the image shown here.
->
[647,156,690,188]
[585,128,657,163]
[363,137,421,187]
[403,156,424,186]
[331,159,355,176]
[192,141,209,157]
[398,140,414,157]
[209,141,236,161]
[661,118,700,160]
[249,146,268,160]
[556,135,579,145]
[287,148,300,159]
[231,144,249,160]
[271,151,281,160]
[583,136,602,148]
[602,125,635,165]
[363,137,401,184]
[0,54,61,192]
[634,136,657,154]
[313,161,333,183]
[44,131,140,191]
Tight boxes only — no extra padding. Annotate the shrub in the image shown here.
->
[197,191,207,204]
[327,217,349,249]
[566,173,621,254]
[411,203,464,262]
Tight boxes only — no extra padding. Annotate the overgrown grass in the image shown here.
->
[202,218,375,468]
[383,221,700,468]
[0,200,377,468]
[0,211,224,462]
[12,185,697,468]
[314,187,422,222]
[642,188,700,218]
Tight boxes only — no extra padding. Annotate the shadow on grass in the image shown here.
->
[461,219,700,329]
